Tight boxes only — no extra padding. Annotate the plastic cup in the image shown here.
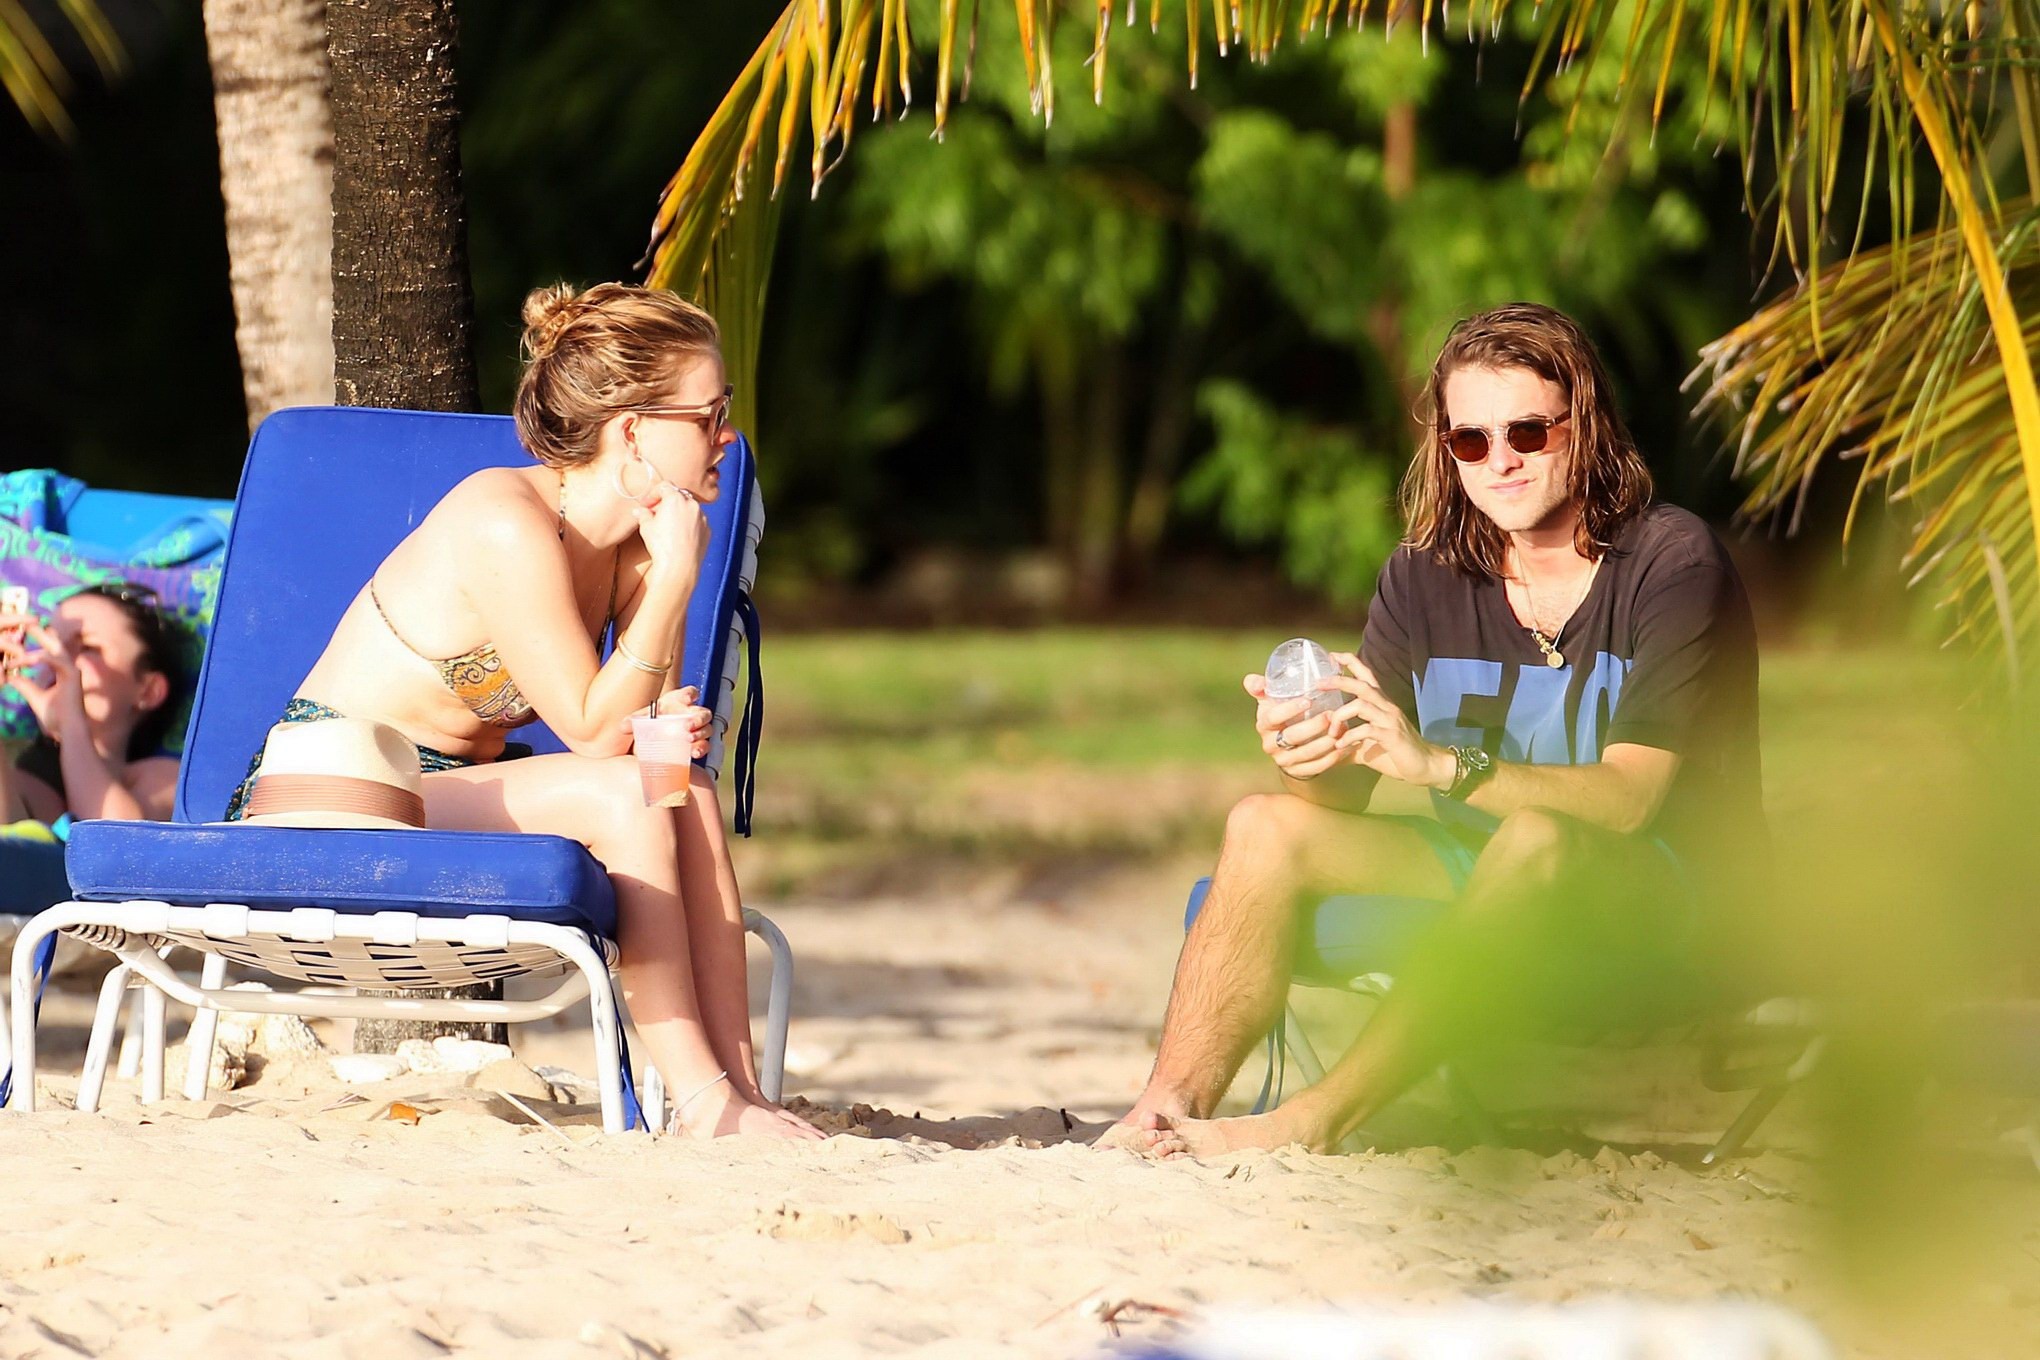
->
[629,714,695,808]
[1264,637,1344,718]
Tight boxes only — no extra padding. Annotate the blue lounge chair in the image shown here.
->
[1183,877,1821,1163]
[0,836,70,918]
[5,408,788,1134]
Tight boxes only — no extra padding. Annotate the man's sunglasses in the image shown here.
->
[637,384,735,439]
[1439,411,1570,464]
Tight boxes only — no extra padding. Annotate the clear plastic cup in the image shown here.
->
[1264,637,1344,718]
[629,713,695,808]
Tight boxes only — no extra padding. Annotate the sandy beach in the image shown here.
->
[4,857,2036,1358]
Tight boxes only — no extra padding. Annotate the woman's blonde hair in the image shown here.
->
[1401,303,1654,578]
[513,282,721,467]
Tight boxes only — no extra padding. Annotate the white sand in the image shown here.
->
[4,861,2035,1358]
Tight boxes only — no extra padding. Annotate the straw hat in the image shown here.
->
[239,718,427,830]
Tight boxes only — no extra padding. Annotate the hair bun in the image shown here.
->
[521,283,583,358]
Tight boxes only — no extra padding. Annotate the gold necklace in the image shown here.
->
[1513,550,1601,669]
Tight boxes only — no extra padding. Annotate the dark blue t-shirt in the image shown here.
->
[1360,503,1764,875]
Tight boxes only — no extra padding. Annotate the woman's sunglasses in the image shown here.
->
[1440,411,1570,464]
[637,384,735,439]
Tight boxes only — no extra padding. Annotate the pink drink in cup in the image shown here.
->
[630,713,695,808]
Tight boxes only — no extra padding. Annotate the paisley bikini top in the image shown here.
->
[368,572,616,730]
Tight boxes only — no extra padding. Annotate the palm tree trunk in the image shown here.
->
[203,0,335,432]
[326,0,492,1049]
[1368,97,1419,419]
[1124,272,1212,575]
[327,0,478,411]
[1039,342,1083,578]
[1074,348,1127,610]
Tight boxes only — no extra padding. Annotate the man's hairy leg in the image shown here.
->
[1145,807,1687,1159]
[1096,796,1451,1150]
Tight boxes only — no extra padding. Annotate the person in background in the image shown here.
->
[0,583,185,826]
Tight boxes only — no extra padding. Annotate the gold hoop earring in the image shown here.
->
[612,450,657,505]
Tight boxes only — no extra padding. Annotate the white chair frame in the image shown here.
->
[6,899,792,1134]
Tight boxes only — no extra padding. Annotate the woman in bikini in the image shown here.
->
[229,282,821,1143]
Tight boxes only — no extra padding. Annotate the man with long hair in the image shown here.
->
[1104,303,1763,1158]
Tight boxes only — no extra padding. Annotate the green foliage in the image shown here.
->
[845,108,1170,388]
[1172,22,1740,595]
[823,15,1741,602]
[1185,380,1399,602]
[591,0,2040,647]
[1327,24,1442,120]
[1192,110,1387,345]
[1495,0,2040,664]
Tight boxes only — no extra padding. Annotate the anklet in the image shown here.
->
[673,1069,729,1122]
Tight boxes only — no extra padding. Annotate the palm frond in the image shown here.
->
[1,0,122,139]
[646,0,2040,657]
[645,2,1321,303]
[1694,205,2040,656]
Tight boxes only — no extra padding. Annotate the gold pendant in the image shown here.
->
[1546,650,1565,668]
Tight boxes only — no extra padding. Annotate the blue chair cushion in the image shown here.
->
[66,820,617,938]
[0,839,71,915]
[1183,877,1447,986]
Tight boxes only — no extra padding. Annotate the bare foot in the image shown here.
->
[673,1082,825,1141]
[764,1104,828,1140]
[1142,1107,1322,1160]
[732,1085,830,1141]
[1093,1095,1194,1154]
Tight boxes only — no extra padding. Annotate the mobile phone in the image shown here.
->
[0,585,26,680]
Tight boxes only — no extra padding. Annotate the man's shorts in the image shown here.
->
[1343,813,1713,1027]
[1394,814,1485,893]
[1299,814,1701,1003]
[1390,812,1694,906]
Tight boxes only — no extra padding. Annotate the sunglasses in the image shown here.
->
[637,384,735,439]
[1440,411,1570,464]
[83,582,160,607]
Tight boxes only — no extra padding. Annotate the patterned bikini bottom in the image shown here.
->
[222,698,478,822]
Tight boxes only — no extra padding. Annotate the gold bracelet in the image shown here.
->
[614,636,671,675]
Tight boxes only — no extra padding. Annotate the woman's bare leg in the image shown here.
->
[422,753,818,1141]
[673,768,818,1134]
[671,768,756,1089]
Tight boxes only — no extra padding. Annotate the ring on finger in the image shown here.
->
[1273,732,1293,751]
